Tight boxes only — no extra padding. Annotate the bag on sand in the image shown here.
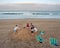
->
[49,37,58,46]
[36,35,44,43]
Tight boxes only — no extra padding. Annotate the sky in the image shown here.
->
[0,0,60,4]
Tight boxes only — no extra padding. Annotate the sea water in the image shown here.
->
[0,11,60,19]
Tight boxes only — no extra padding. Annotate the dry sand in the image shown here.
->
[0,19,60,48]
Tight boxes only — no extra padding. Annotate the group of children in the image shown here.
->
[13,23,38,33]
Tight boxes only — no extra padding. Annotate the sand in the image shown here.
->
[0,19,60,48]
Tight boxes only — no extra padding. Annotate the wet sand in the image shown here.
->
[0,19,60,48]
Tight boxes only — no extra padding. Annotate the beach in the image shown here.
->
[0,19,60,48]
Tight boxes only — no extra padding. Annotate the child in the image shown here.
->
[30,23,34,29]
[30,23,38,33]
[14,25,18,32]
[26,23,30,28]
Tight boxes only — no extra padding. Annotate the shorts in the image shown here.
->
[14,29,16,32]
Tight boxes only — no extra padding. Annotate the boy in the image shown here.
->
[14,25,18,32]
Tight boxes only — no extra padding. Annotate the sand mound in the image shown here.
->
[10,28,33,41]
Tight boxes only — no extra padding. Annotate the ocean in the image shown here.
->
[0,11,60,19]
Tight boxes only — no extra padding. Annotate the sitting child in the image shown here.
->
[31,27,38,33]
[31,23,38,33]
[26,23,30,28]
[14,25,18,32]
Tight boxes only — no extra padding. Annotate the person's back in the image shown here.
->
[26,23,30,28]
[34,27,38,32]
[31,27,38,33]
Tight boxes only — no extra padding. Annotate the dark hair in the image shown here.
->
[16,25,18,26]
[31,25,34,29]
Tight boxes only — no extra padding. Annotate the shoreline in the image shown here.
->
[0,18,60,20]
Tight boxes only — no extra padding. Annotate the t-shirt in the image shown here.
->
[34,28,38,32]
[14,27,18,31]
[31,27,38,32]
